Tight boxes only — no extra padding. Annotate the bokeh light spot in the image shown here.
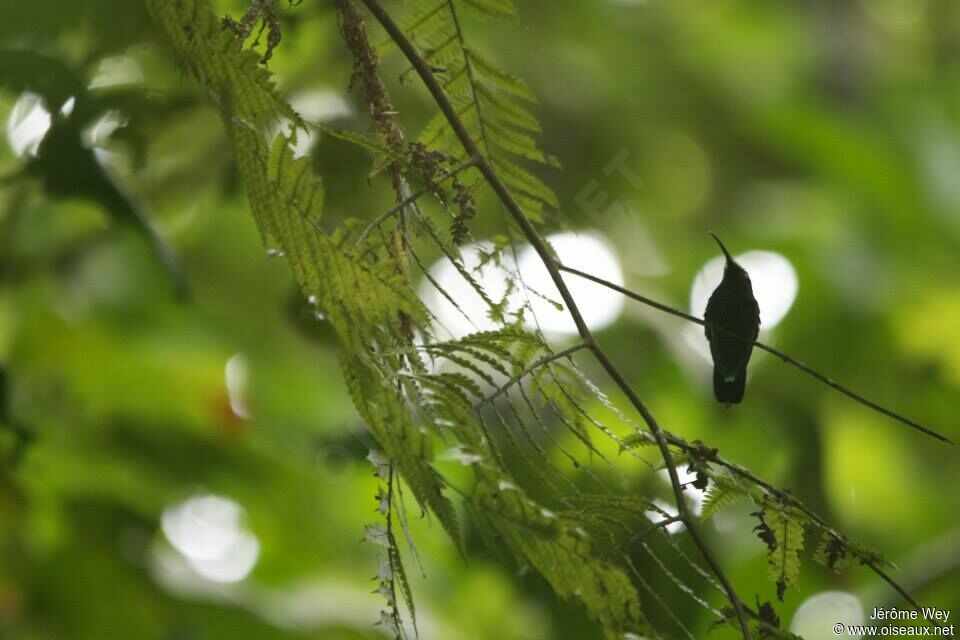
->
[421,233,625,340]
[89,56,144,89]
[517,232,624,336]
[791,591,864,639]
[225,353,251,420]
[419,241,517,341]
[6,92,51,157]
[161,494,260,584]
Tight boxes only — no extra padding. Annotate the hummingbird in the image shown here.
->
[703,233,761,405]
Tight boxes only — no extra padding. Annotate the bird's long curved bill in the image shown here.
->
[708,231,733,263]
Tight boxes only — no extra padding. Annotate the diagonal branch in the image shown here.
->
[558,263,952,445]
[663,433,923,609]
[357,1,753,637]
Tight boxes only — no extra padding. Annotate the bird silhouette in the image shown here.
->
[703,233,760,405]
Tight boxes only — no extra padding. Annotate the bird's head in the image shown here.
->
[708,232,752,287]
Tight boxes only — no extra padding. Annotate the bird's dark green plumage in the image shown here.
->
[704,233,761,405]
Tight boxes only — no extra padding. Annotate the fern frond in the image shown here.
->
[618,431,657,450]
[753,499,807,601]
[560,494,657,539]
[700,473,753,521]
[813,531,851,574]
[464,47,535,101]
[379,0,558,222]
[316,124,408,163]
[472,481,651,639]
[148,0,463,551]
[346,356,462,547]
[146,0,301,133]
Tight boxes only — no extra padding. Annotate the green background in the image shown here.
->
[1,1,958,638]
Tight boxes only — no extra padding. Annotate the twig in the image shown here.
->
[876,528,960,607]
[663,434,923,610]
[477,342,588,407]
[866,561,922,611]
[383,465,411,639]
[354,155,480,248]
[558,263,952,445]
[616,515,684,555]
[356,2,753,636]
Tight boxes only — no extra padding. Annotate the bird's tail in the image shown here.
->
[713,367,746,405]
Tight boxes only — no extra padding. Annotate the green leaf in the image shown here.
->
[147,0,462,552]
[813,531,851,573]
[753,499,807,601]
[700,474,752,521]
[472,481,651,639]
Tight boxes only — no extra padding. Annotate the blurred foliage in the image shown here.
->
[1,0,959,639]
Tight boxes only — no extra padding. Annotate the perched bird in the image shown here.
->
[704,233,761,405]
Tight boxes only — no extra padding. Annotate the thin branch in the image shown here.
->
[619,515,683,553]
[476,342,588,407]
[558,263,952,445]
[354,155,480,247]
[866,561,922,611]
[877,528,960,607]
[357,2,753,636]
[383,465,409,639]
[662,434,923,610]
